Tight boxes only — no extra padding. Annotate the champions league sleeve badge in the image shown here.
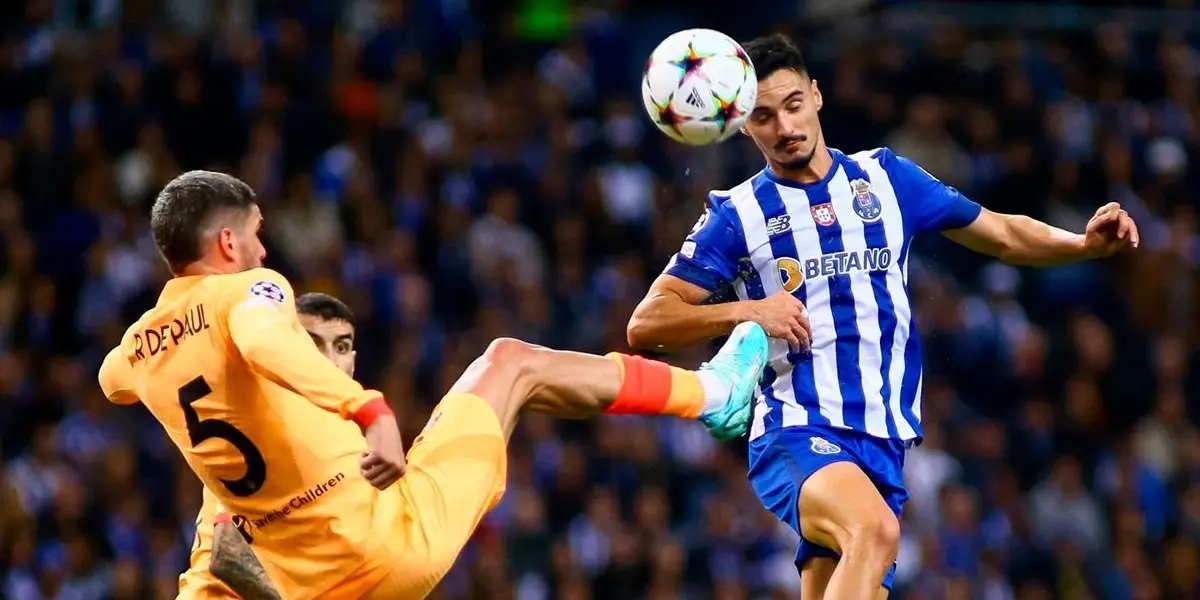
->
[249,280,287,304]
[850,179,883,222]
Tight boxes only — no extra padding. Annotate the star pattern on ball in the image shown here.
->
[656,102,687,136]
[734,46,751,69]
[668,42,707,78]
[706,93,746,133]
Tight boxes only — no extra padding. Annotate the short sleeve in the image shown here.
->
[224,268,299,337]
[99,346,138,405]
[663,195,746,292]
[879,148,982,235]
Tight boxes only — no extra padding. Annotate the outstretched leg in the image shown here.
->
[365,323,767,599]
[447,322,768,439]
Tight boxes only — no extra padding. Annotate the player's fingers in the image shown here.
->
[782,331,801,353]
[791,322,810,349]
[361,454,396,480]
[1116,210,1131,239]
[367,471,394,489]
[1128,216,1140,248]
[1092,208,1118,227]
[368,466,401,489]
[361,457,390,476]
[795,311,812,337]
[362,465,394,488]
[360,452,380,470]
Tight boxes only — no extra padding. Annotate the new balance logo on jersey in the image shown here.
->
[766,215,792,236]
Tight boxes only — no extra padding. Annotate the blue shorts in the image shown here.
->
[747,424,910,590]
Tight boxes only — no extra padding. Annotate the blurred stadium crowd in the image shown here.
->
[2,0,1200,598]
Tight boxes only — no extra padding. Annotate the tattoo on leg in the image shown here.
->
[210,522,282,600]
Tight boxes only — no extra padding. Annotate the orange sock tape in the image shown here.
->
[604,354,672,415]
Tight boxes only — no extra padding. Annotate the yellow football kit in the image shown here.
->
[100,268,506,600]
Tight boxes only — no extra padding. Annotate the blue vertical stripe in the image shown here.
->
[876,147,925,438]
[750,172,828,427]
[898,314,923,439]
[803,162,870,432]
[840,157,900,439]
[759,365,780,430]
[723,196,767,301]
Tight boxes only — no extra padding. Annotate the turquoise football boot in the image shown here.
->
[697,322,769,441]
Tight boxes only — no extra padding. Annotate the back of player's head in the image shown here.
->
[296,292,355,325]
[742,34,808,81]
[150,170,257,272]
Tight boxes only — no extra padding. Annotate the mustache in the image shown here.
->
[776,135,807,150]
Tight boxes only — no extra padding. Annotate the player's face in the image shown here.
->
[743,69,824,171]
[299,315,356,377]
[233,205,267,271]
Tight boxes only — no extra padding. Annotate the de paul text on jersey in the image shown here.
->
[133,304,210,361]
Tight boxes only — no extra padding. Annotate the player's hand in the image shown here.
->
[747,291,811,351]
[1084,202,1139,257]
[361,415,406,489]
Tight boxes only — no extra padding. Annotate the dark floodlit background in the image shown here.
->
[1,0,1199,598]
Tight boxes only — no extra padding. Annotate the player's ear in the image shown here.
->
[349,351,357,377]
[810,78,823,111]
[217,227,238,261]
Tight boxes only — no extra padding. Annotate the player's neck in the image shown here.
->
[177,258,241,278]
[768,144,833,185]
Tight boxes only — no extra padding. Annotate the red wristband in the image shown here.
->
[214,512,233,525]
[352,397,393,431]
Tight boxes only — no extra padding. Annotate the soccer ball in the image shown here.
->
[641,29,757,146]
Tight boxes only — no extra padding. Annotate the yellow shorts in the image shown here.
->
[360,392,508,600]
[176,569,240,600]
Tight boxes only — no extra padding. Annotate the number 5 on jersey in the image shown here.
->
[179,376,268,496]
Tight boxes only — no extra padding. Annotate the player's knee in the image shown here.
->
[483,338,537,372]
[846,510,901,561]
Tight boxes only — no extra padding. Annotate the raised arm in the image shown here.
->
[628,199,810,352]
[225,270,405,488]
[878,148,1137,266]
[943,203,1138,266]
[225,272,386,424]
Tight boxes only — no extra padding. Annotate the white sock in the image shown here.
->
[695,369,730,415]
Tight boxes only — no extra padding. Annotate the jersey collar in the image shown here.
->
[761,148,843,190]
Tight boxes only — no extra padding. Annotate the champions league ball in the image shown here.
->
[641,28,758,146]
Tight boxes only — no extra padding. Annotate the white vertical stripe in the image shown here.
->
[728,181,788,441]
[777,183,845,428]
[826,167,889,438]
[776,355,807,428]
[860,155,918,440]
[912,372,924,423]
[738,276,772,441]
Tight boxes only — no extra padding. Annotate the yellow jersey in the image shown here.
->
[100,268,392,599]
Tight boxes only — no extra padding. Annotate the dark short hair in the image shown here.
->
[742,33,808,81]
[296,292,355,325]
[150,170,257,272]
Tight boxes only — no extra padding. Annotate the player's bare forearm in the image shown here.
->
[628,277,751,350]
[210,522,282,600]
[944,210,1090,267]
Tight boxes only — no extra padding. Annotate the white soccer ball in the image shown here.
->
[641,29,757,146]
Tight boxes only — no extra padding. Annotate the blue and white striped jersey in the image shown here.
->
[664,148,982,442]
